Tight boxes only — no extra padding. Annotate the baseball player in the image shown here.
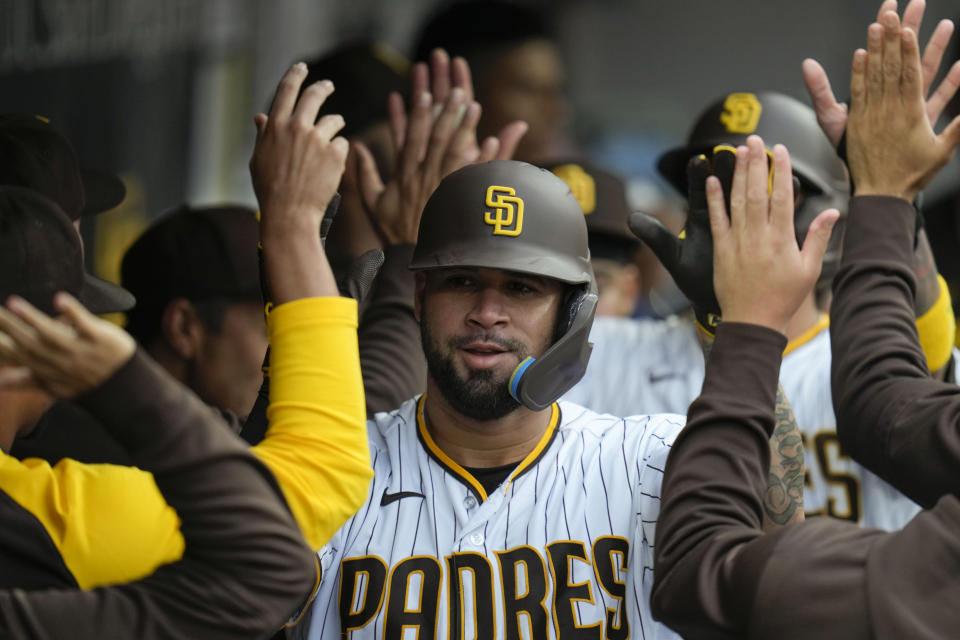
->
[654,10,960,632]
[653,90,934,531]
[578,87,953,531]
[292,160,685,640]
[550,161,705,416]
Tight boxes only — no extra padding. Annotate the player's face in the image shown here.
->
[188,301,268,422]
[476,39,570,163]
[417,267,565,420]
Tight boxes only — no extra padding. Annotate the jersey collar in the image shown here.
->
[415,394,561,502]
[783,314,829,357]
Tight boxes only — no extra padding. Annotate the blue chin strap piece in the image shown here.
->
[508,356,536,401]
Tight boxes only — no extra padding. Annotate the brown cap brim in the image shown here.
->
[79,273,136,314]
[79,168,126,217]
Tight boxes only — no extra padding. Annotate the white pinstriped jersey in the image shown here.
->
[564,315,704,416]
[293,395,684,640]
[565,313,925,530]
[780,318,921,530]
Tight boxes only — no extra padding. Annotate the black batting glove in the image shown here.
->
[629,151,735,333]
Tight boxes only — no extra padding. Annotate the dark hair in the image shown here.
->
[413,1,551,65]
[126,297,230,348]
[299,42,411,138]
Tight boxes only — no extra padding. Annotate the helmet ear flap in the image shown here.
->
[509,282,598,411]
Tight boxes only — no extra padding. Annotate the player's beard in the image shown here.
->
[420,319,524,421]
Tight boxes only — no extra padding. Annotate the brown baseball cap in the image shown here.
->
[0,186,135,315]
[542,160,639,263]
[121,205,262,334]
[0,113,127,220]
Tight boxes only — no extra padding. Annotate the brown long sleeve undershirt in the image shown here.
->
[831,196,960,506]
[0,350,315,639]
[651,196,960,639]
[358,244,427,415]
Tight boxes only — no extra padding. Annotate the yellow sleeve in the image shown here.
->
[916,275,955,372]
[0,453,183,589]
[254,296,373,550]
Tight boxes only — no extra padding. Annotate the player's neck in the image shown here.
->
[422,382,554,469]
[784,292,822,342]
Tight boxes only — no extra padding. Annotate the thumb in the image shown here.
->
[628,211,680,272]
[799,208,840,276]
[353,142,384,214]
[253,113,268,141]
[940,113,960,154]
[495,121,528,160]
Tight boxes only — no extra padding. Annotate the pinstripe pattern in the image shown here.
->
[294,397,684,639]
[565,314,928,530]
[780,326,923,530]
[564,315,704,417]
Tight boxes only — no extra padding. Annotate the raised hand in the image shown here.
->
[629,147,742,332]
[355,51,528,246]
[389,49,528,164]
[0,293,136,398]
[847,10,960,201]
[250,63,348,238]
[249,63,348,302]
[708,137,839,334]
[803,0,960,148]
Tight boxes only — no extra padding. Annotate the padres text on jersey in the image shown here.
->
[293,397,684,639]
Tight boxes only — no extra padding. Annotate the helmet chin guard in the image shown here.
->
[508,283,598,411]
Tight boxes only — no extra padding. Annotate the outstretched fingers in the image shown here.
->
[443,101,483,173]
[769,145,796,235]
[802,58,848,146]
[927,59,960,124]
[881,11,904,99]
[850,49,869,114]
[387,91,407,153]
[800,209,840,277]
[398,91,434,173]
[728,145,750,234]
[744,136,770,228]
[899,25,925,105]
[704,176,731,245]
[921,19,954,96]
[420,88,467,188]
[268,62,308,122]
[353,142,385,215]
[293,80,334,128]
[450,56,475,104]
[866,22,886,105]
[493,121,529,161]
[429,49,451,103]
[877,0,900,23]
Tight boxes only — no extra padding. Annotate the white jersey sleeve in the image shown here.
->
[564,315,704,416]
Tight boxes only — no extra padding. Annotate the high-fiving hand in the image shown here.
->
[708,137,839,334]
[353,49,528,246]
[803,0,960,150]
[845,10,960,202]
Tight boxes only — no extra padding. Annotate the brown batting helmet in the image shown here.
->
[410,160,597,411]
[658,92,849,283]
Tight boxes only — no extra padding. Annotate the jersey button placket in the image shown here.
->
[464,495,477,509]
[469,532,484,546]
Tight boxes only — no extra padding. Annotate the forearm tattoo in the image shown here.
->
[763,385,805,528]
